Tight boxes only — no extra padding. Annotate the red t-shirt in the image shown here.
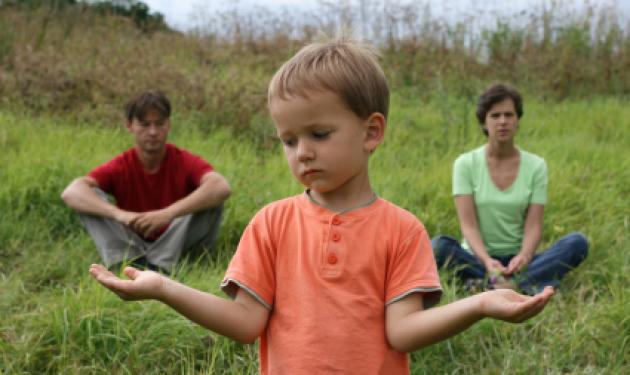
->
[88,143,213,239]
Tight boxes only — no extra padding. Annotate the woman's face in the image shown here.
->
[483,98,519,142]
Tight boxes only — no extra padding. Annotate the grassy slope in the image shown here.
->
[0,94,628,374]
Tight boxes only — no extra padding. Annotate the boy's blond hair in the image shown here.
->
[268,39,390,119]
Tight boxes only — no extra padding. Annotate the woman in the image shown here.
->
[432,83,588,294]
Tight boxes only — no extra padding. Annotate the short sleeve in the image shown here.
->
[385,226,442,308]
[531,159,548,204]
[452,154,473,196]
[182,151,214,187]
[221,210,276,309]
[87,157,120,193]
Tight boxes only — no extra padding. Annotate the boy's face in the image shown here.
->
[270,90,384,196]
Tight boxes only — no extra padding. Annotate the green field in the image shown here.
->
[1,93,628,373]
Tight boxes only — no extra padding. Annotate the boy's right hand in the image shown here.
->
[89,264,166,301]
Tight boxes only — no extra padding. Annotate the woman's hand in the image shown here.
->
[505,253,532,275]
[89,264,167,301]
[484,258,507,275]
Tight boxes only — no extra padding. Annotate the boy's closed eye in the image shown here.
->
[312,130,331,140]
[279,130,331,147]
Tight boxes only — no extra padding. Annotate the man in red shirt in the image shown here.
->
[62,90,231,272]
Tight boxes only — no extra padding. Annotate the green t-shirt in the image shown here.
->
[452,145,547,256]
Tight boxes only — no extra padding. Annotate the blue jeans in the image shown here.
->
[431,232,588,294]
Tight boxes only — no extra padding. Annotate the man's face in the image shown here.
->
[126,108,170,155]
[270,90,379,195]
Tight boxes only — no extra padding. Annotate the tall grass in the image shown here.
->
[1,93,628,373]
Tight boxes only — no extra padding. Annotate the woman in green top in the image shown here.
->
[432,83,588,294]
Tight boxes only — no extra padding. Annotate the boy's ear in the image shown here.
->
[363,112,386,152]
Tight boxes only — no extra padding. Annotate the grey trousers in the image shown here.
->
[79,190,223,272]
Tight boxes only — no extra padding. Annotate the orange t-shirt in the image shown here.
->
[221,194,442,374]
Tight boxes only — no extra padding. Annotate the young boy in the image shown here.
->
[90,40,554,374]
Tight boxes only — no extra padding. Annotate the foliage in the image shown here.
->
[0,1,629,134]
[0,0,167,33]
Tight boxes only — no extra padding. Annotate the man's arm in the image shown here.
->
[506,204,544,274]
[455,195,506,274]
[129,171,231,237]
[169,171,231,217]
[61,176,137,224]
[89,264,269,344]
[385,287,554,353]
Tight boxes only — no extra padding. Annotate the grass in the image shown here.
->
[0,93,628,374]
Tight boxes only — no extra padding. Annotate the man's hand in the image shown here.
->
[128,209,174,238]
[114,210,141,227]
[505,253,532,275]
[478,286,554,323]
[89,264,167,301]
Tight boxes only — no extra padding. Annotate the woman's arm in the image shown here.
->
[455,195,506,273]
[506,204,544,275]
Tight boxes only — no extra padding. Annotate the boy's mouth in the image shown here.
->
[302,169,322,177]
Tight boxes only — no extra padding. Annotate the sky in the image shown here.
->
[142,0,630,33]
[143,0,317,31]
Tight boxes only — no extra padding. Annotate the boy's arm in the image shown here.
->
[385,287,554,353]
[89,264,269,344]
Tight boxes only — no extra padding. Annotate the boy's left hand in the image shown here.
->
[479,286,554,323]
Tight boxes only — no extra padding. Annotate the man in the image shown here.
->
[62,90,231,272]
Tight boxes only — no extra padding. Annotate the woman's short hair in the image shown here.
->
[268,38,389,119]
[476,83,523,136]
[125,90,171,122]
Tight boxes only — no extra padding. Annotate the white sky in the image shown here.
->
[144,0,320,31]
[142,0,630,32]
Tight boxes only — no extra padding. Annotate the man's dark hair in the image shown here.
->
[476,83,523,136]
[125,90,171,122]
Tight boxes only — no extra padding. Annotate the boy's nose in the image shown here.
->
[297,141,314,161]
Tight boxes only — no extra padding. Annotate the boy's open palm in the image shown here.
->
[89,264,165,301]
[480,286,554,323]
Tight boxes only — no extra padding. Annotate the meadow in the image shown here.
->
[1,93,629,373]
[1,1,629,374]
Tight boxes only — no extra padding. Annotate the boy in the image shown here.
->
[90,40,554,374]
